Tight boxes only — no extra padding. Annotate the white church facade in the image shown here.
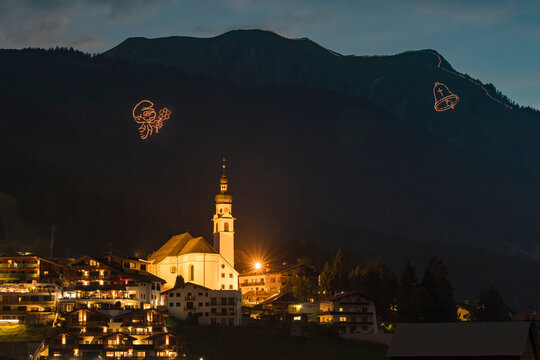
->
[147,160,238,292]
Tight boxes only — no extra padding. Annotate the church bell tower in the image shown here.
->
[212,157,235,267]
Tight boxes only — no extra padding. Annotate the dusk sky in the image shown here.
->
[1,0,538,109]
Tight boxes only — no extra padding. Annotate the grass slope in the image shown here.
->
[0,325,50,343]
[167,318,387,360]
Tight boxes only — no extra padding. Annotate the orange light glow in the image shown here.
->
[433,82,460,112]
[254,262,262,270]
[132,100,171,140]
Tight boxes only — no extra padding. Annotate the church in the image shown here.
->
[147,161,238,291]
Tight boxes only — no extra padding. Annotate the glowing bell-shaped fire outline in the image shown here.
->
[433,82,460,112]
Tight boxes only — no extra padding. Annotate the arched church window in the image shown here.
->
[189,265,194,281]
[219,208,223,213]
[215,223,218,232]
[224,222,229,232]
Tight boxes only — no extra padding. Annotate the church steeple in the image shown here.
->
[212,157,235,267]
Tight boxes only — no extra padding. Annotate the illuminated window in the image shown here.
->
[339,316,347,322]
[339,307,344,312]
[189,265,194,281]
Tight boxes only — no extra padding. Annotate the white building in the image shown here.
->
[318,291,378,335]
[148,160,238,291]
[162,282,241,326]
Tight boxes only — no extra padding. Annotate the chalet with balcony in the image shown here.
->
[115,308,166,339]
[64,308,110,343]
[60,255,164,312]
[163,282,241,325]
[0,255,69,285]
[0,282,60,324]
[318,291,378,335]
[239,263,318,305]
[43,330,81,358]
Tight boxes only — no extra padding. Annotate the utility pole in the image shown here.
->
[47,225,57,258]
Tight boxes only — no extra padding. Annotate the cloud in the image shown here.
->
[70,36,103,50]
[412,0,516,25]
[191,10,335,39]
[0,0,171,49]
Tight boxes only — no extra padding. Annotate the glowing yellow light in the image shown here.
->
[132,100,171,140]
[433,82,459,112]
[254,262,262,270]
[62,334,66,345]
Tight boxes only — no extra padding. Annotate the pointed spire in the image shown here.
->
[221,156,227,179]
[218,156,229,194]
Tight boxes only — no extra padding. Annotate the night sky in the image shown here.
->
[0,0,538,109]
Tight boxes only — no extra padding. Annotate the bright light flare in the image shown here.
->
[254,262,262,270]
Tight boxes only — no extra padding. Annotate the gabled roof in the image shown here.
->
[65,308,111,319]
[143,332,177,341]
[259,292,297,305]
[320,291,372,303]
[148,232,217,263]
[387,322,535,358]
[114,308,163,320]
[161,281,211,295]
[98,332,137,341]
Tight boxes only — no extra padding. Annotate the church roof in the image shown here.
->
[148,232,217,263]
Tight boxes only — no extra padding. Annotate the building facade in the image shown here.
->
[59,255,165,312]
[0,282,61,325]
[239,263,318,304]
[36,308,179,359]
[318,291,378,335]
[163,282,242,326]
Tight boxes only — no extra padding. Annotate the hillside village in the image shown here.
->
[0,161,537,360]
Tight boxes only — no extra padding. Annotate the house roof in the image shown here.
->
[114,308,163,320]
[148,232,217,263]
[320,291,371,303]
[259,291,297,305]
[161,281,211,295]
[514,311,540,321]
[387,322,534,358]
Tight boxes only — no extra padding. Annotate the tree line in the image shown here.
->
[312,250,511,323]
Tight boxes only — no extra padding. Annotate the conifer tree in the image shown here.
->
[470,286,510,321]
[420,257,457,322]
[397,261,422,322]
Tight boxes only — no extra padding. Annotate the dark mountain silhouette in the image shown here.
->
[103,29,540,177]
[0,30,540,309]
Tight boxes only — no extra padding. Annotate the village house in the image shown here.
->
[318,291,378,335]
[0,282,61,325]
[59,255,165,312]
[35,308,179,359]
[239,263,318,305]
[162,282,242,326]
